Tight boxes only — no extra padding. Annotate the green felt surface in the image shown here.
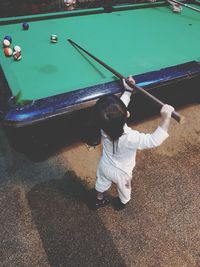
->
[1,3,200,101]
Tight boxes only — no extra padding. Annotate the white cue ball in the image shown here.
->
[13,45,21,52]
[3,39,10,47]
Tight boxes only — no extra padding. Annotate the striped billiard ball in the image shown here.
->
[51,34,58,43]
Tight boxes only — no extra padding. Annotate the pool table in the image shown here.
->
[0,1,200,127]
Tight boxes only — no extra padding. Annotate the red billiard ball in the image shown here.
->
[13,51,22,61]
[4,47,13,57]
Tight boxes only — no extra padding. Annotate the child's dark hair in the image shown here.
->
[95,95,127,141]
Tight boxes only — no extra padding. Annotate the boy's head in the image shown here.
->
[95,95,128,141]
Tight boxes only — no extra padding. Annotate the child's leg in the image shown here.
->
[95,189,110,209]
[94,168,112,209]
[116,174,132,209]
[97,191,104,200]
[95,188,110,209]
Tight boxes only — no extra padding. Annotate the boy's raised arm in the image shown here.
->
[120,76,135,107]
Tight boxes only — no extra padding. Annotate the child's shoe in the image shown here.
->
[95,196,110,209]
[113,197,128,211]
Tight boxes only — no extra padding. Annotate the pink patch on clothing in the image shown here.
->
[125,180,130,189]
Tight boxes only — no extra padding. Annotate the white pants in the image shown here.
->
[95,162,132,204]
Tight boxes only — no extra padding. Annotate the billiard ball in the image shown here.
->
[13,51,22,61]
[4,35,12,43]
[2,39,10,47]
[51,34,58,43]
[13,45,21,52]
[22,22,29,30]
[4,47,13,57]
[172,4,182,12]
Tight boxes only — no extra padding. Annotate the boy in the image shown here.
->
[94,76,174,210]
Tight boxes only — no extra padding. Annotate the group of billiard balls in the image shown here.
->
[2,23,29,61]
[2,36,22,61]
[2,22,57,61]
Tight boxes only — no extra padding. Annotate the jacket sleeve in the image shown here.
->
[128,126,169,150]
[120,91,132,107]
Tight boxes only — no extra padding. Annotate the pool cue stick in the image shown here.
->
[167,0,200,12]
[68,39,183,123]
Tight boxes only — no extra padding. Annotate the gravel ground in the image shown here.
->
[0,103,199,267]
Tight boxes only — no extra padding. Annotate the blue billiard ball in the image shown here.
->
[4,35,12,43]
[22,22,29,30]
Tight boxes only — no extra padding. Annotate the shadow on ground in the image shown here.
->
[4,108,101,161]
[27,170,126,267]
[26,142,200,267]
